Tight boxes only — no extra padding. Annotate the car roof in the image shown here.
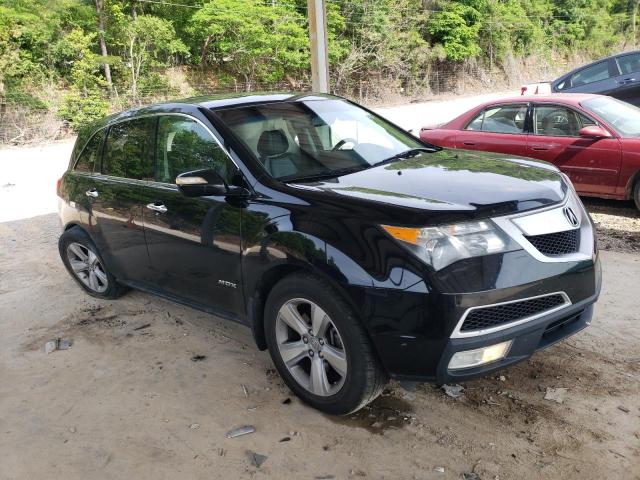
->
[480,93,603,107]
[83,92,340,134]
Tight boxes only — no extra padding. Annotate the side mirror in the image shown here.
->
[579,125,611,139]
[176,169,238,197]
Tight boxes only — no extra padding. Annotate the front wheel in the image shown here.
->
[634,179,640,211]
[264,273,387,414]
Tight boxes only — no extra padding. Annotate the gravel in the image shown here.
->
[583,198,640,254]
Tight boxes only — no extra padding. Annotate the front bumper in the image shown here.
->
[360,252,601,382]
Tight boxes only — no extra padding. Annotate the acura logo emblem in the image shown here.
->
[563,206,580,228]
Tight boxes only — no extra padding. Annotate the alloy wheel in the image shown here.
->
[66,242,109,293]
[275,298,348,396]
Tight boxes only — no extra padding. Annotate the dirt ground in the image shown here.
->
[1,212,639,480]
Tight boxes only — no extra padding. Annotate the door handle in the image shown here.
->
[619,78,637,85]
[85,189,99,198]
[531,145,550,151]
[146,202,167,214]
[463,142,476,146]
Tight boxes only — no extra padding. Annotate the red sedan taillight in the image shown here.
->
[56,177,63,197]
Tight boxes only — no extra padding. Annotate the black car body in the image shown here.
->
[552,50,640,106]
[57,93,601,414]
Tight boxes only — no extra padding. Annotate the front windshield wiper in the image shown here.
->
[372,147,439,168]
[281,165,370,183]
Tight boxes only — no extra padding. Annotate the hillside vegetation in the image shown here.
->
[1,0,638,143]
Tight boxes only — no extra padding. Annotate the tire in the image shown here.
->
[264,273,388,415]
[634,179,640,211]
[58,226,127,299]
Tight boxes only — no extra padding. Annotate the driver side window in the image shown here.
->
[533,106,596,137]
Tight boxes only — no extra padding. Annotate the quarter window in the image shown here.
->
[74,130,105,173]
[155,116,236,184]
[466,105,527,134]
[103,118,155,180]
[616,53,640,75]
[569,62,610,87]
[533,106,596,137]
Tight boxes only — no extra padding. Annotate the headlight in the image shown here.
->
[381,220,520,270]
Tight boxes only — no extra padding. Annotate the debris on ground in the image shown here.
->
[315,476,336,480]
[462,473,480,480]
[279,437,291,442]
[2,182,16,188]
[189,423,200,430]
[242,385,248,397]
[44,338,72,354]
[544,387,568,404]
[133,323,151,331]
[442,384,464,398]
[247,450,268,468]
[282,398,292,405]
[226,425,255,438]
[434,466,445,473]
[68,426,76,433]
[617,405,630,413]
[191,355,207,362]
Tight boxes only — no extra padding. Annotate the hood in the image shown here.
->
[289,149,567,222]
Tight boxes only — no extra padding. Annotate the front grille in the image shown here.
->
[461,294,567,332]
[525,229,579,256]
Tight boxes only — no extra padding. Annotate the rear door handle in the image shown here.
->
[619,78,637,85]
[85,189,99,198]
[531,145,551,151]
[146,202,167,214]
[463,142,476,146]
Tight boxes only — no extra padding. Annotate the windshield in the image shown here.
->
[582,96,640,138]
[216,98,425,181]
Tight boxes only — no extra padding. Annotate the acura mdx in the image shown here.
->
[57,93,601,414]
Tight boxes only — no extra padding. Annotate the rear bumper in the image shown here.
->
[360,254,601,382]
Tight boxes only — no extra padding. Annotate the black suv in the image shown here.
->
[57,93,601,414]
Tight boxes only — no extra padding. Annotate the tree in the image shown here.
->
[94,0,113,90]
[123,15,187,96]
[190,0,309,90]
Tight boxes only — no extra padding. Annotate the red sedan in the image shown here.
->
[420,93,640,209]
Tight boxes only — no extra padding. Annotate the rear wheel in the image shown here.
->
[59,227,126,299]
[264,273,387,414]
[634,179,640,211]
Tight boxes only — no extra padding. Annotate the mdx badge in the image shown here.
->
[218,280,237,289]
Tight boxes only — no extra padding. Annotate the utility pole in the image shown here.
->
[307,0,330,93]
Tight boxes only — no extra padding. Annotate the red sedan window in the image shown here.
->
[466,105,527,134]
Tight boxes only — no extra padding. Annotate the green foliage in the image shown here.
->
[1,0,640,140]
[59,90,109,130]
[190,0,309,86]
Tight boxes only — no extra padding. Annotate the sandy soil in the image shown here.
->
[0,213,639,480]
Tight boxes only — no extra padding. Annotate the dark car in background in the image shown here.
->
[57,93,601,414]
[525,50,640,106]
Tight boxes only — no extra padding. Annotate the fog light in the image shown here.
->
[448,340,512,370]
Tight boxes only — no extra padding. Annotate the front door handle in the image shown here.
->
[463,141,476,146]
[619,78,637,85]
[85,189,99,198]
[531,145,550,151]
[146,202,168,214]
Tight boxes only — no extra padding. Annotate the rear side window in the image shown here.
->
[466,105,527,134]
[155,115,236,183]
[103,118,155,180]
[74,130,105,173]
[616,53,640,75]
[569,61,610,87]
